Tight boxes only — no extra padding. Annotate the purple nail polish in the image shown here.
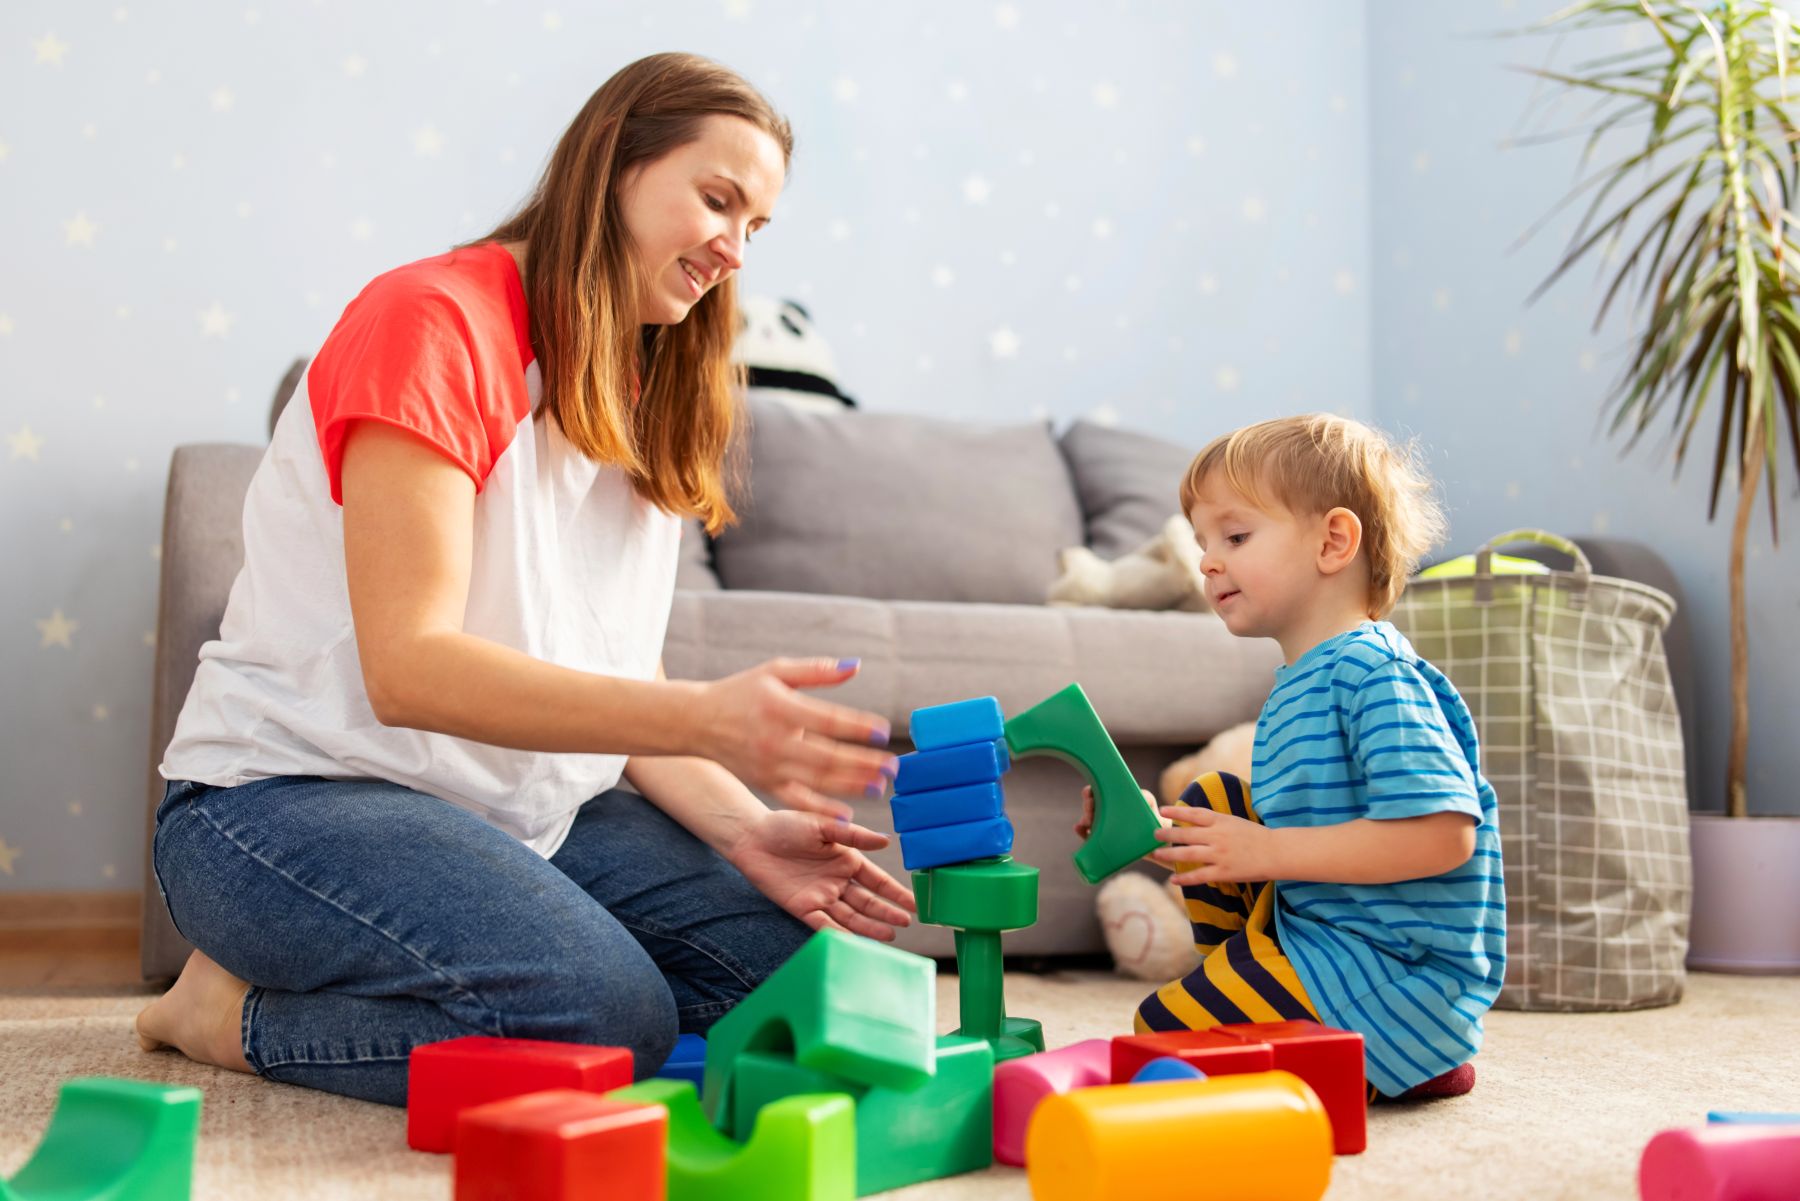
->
[864,780,884,799]
[836,658,861,671]
[869,726,890,748]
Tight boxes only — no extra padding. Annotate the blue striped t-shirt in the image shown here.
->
[1255,621,1506,1096]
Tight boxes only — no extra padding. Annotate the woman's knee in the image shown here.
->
[498,960,679,1079]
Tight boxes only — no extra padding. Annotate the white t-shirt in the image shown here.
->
[161,242,682,857]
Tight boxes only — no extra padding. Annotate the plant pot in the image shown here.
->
[1686,813,1800,974]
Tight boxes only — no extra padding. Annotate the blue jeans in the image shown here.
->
[152,776,813,1107]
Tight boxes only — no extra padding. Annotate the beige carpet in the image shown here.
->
[3,970,1797,1200]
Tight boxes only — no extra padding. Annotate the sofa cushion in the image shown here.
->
[711,402,1084,605]
[675,519,721,591]
[1058,420,1197,559]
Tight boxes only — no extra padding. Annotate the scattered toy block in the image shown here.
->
[729,1035,995,1195]
[1639,1124,1800,1201]
[899,816,1014,870]
[1003,683,1162,884]
[1110,1029,1276,1084]
[407,1036,634,1153]
[699,929,936,1126]
[894,740,1010,795]
[654,1034,707,1089]
[1025,1071,1333,1201]
[909,697,1005,751]
[1211,1021,1366,1156]
[1131,1057,1207,1084]
[912,857,1043,1061]
[611,1079,855,1201]
[1708,1111,1800,1125]
[991,1039,1112,1166]
[890,781,1006,833]
[3,1076,202,1201]
[454,1089,665,1201]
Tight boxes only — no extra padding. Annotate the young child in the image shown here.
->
[1083,413,1505,1101]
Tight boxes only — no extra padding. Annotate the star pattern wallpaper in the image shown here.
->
[3,0,1797,893]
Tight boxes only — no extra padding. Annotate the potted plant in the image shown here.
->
[1515,0,1800,971]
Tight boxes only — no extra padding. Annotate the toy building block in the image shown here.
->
[909,697,1005,751]
[890,781,1006,833]
[654,1034,707,1089]
[894,740,1010,795]
[1003,683,1162,884]
[1131,1057,1207,1084]
[2,1077,202,1201]
[1708,1111,1800,1125]
[1639,1124,1800,1201]
[454,1089,666,1201]
[1024,1071,1333,1201]
[991,1039,1112,1166]
[1209,1021,1366,1156]
[728,1035,994,1195]
[1110,1029,1275,1083]
[407,1036,634,1153]
[611,1079,855,1201]
[898,816,1014,871]
[913,856,1044,1062]
[699,929,936,1126]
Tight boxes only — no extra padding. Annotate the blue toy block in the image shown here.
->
[899,816,1014,871]
[910,697,1005,752]
[895,740,1010,795]
[655,1032,708,1088]
[890,782,1006,834]
[1708,1111,1800,1124]
[1131,1056,1207,1084]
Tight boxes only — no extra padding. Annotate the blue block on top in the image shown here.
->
[899,815,1014,871]
[909,696,1005,751]
[654,1032,707,1088]
[890,781,1006,833]
[895,738,1011,795]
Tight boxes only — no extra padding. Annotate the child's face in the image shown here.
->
[1186,477,1323,642]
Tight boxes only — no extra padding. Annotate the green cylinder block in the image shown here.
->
[911,856,1039,932]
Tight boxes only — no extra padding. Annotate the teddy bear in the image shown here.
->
[1047,512,1210,613]
[1093,718,1257,982]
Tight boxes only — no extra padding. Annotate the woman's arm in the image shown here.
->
[340,421,895,807]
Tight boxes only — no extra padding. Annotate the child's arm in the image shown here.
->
[1151,808,1474,885]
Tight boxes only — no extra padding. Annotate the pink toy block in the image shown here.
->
[407,1036,634,1153]
[1639,1124,1800,1201]
[454,1089,666,1201]
[992,1039,1112,1166]
[1211,1021,1366,1156]
[1109,1029,1274,1085]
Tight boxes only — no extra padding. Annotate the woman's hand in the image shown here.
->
[725,809,917,940]
[698,658,897,818]
[1151,804,1282,885]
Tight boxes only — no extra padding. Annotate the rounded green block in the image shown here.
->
[911,857,1039,932]
[4,1076,203,1201]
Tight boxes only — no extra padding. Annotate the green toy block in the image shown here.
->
[911,857,1045,1064]
[728,1035,995,1195]
[1004,682,1163,885]
[700,929,936,1125]
[610,1079,854,1201]
[3,1077,203,1201]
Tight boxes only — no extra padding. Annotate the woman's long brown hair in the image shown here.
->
[469,53,791,534]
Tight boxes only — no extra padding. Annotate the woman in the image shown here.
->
[135,53,911,1108]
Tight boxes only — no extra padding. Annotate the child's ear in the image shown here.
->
[1318,506,1363,575]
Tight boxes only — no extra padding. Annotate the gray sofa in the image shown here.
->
[139,401,1699,980]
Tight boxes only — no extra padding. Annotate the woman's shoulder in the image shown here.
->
[347,242,518,316]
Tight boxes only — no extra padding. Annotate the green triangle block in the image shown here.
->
[729,1035,994,1195]
[610,1078,854,1201]
[5,1077,203,1201]
[700,929,936,1124]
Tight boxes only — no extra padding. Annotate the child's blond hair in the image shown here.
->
[1179,414,1446,618]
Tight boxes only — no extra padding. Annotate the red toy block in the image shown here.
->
[1211,1020,1366,1155]
[408,1036,635,1153]
[1109,1029,1275,1085]
[454,1089,666,1201]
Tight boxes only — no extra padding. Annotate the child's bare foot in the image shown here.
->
[134,949,254,1074]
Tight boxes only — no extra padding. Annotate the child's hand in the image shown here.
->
[1075,785,1163,844]
[1152,805,1280,885]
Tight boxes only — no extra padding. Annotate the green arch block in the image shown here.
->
[4,1077,202,1201]
[610,1079,854,1201]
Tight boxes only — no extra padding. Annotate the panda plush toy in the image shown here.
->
[733,295,856,413]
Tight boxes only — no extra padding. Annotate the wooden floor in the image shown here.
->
[0,941,147,992]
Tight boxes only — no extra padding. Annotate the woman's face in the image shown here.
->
[619,114,785,325]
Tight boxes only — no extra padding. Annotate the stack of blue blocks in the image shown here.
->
[891,696,1014,871]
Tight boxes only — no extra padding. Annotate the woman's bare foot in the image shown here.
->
[135,949,254,1074]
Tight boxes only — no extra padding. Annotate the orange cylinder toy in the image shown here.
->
[1024,1069,1332,1201]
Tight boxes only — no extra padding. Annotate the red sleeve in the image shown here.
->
[307,279,511,505]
